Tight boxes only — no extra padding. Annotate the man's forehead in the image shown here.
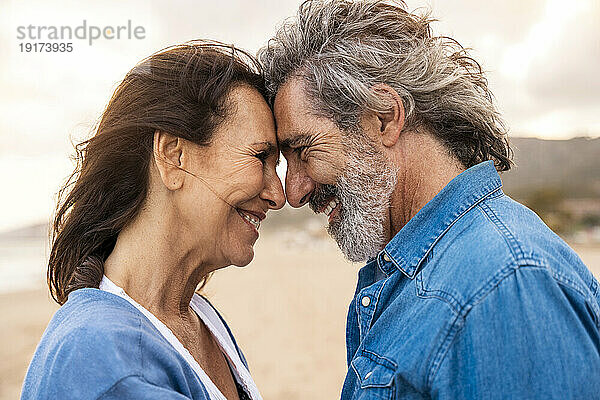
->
[274,77,309,110]
[274,82,317,143]
[273,79,315,128]
[273,78,341,149]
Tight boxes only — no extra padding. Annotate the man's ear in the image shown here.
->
[372,84,405,148]
[153,130,184,191]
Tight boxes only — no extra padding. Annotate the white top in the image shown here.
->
[99,275,262,400]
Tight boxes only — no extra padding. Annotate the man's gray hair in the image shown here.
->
[258,0,512,171]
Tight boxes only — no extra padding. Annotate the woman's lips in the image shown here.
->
[236,208,264,232]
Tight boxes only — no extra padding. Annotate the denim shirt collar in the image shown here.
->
[377,161,503,279]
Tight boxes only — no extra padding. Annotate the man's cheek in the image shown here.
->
[308,158,345,186]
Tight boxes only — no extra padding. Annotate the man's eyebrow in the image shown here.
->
[278,133,313,151]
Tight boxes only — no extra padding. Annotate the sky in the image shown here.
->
[0,0,598,232]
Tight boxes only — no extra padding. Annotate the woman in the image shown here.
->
[21,41,284,399]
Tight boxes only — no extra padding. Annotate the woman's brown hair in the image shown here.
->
[48,41,265,305]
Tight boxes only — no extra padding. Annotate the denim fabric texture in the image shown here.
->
[21,289,249,399]
[341,161,600,400]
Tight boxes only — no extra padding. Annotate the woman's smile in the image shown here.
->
[236,208,265,233]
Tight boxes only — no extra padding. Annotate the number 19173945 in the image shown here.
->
[19,42,73,52]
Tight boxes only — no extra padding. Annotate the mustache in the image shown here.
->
[309,183,338,213]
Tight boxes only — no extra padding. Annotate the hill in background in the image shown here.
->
[502,137,600,200]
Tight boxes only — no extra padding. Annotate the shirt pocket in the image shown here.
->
[351,352,396,400]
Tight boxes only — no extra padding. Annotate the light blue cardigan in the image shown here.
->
[21,288,248,399]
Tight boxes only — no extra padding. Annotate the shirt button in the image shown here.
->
[383,253,391,262]
[361,296,371,307]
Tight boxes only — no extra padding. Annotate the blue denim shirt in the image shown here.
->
[341,161,600,400]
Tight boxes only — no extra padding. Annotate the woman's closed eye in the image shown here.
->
[254,150,270,164]
[251,142,280,167]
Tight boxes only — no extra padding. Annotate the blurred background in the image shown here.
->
[1,0,599,399]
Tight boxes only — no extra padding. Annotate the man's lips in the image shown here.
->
[327,202,341,223]
[316,196,340,218]
[309,183,338,214]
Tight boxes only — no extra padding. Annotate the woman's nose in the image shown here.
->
[261,169,285,210]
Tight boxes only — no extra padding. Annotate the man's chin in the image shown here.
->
[327,213,387,262]
[329,228,366,263]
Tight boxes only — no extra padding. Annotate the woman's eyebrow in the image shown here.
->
[252,141,276,153]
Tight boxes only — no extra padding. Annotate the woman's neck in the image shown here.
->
[103,210,210,319]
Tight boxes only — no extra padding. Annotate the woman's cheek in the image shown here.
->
[240,164,265,199]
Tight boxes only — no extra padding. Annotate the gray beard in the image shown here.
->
[327,135,398,262]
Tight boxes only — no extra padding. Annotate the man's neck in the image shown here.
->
[387,132,465,240]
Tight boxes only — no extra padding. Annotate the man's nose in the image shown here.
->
[285,163,315,208]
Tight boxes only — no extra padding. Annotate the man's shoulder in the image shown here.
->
[418,191,596,315]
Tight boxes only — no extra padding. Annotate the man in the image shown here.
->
[258,1,600,399]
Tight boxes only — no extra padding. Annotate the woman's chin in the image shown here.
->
[218,234,258,268]
[228,247,255,268]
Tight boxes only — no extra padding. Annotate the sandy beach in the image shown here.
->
[2,234,599,400]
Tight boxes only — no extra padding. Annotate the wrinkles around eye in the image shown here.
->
[296,146,309,160]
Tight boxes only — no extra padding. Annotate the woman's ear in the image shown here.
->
[153,130,185,191]
[372,84,405,148]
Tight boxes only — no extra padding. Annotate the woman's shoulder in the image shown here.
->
[44,288,146,345]
[21,288,192,400]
